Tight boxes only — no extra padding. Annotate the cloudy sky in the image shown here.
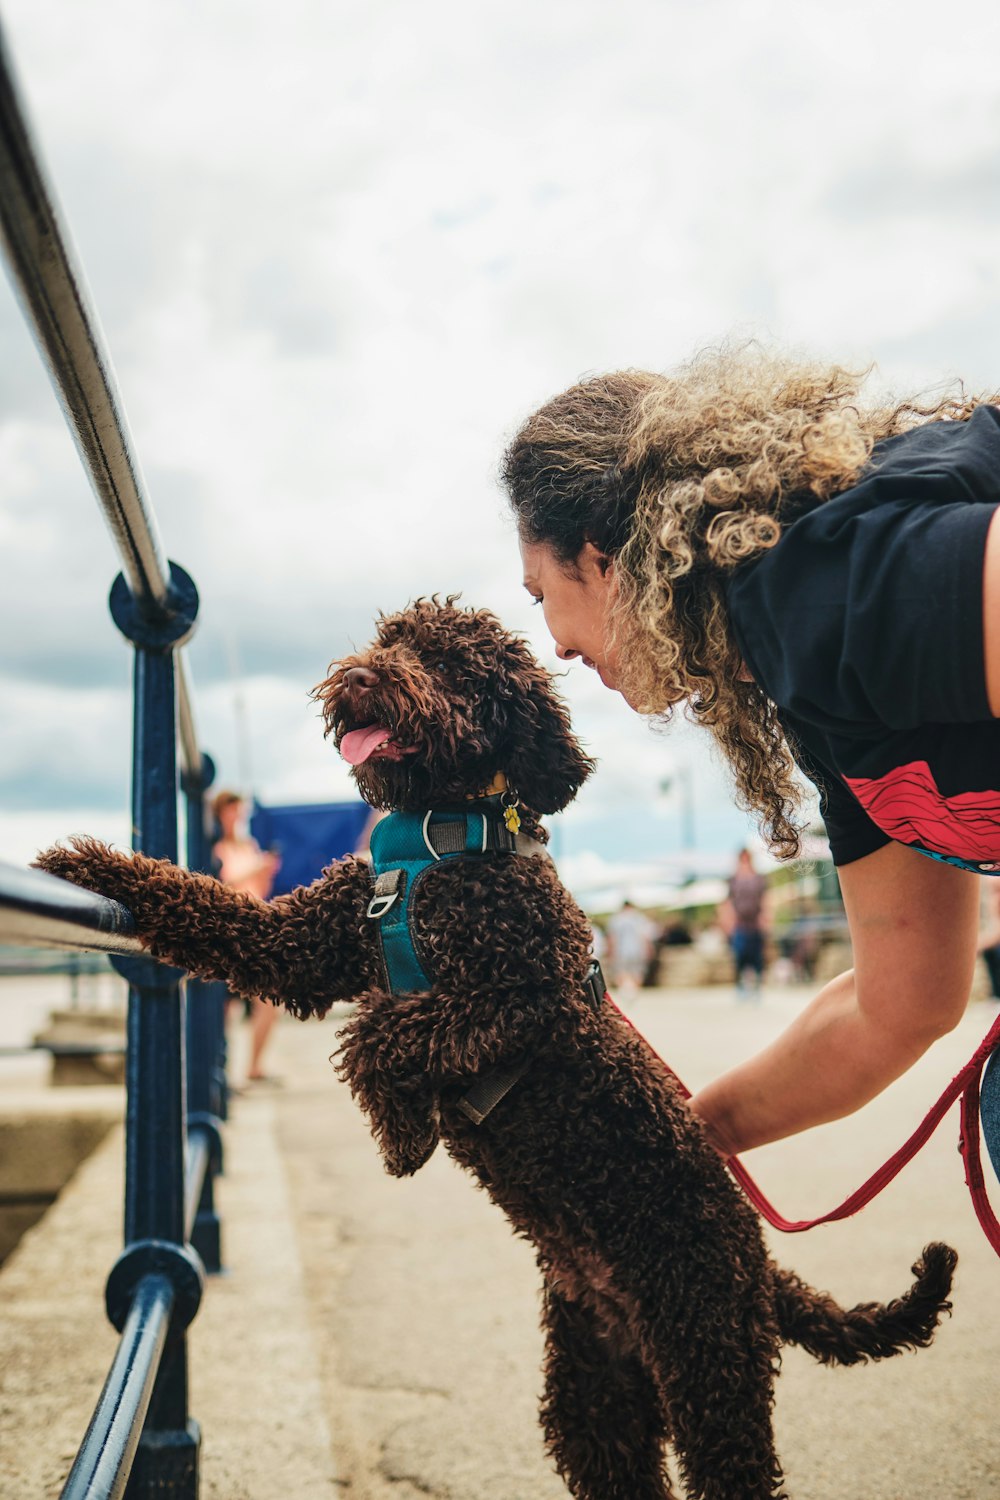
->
[2,0,999,890]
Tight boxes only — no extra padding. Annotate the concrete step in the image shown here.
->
[0,1062,339,1497]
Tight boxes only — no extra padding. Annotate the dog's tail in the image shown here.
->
[772,1241,957,1366]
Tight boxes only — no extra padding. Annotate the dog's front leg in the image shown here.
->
[335,988,443,1176]
[34,837,378,1018]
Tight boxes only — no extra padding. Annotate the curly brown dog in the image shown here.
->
[37,598,956,1500]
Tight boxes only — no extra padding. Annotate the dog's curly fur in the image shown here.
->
[36,597,956,1500]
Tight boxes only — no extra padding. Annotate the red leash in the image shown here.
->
[607,996,1000,1256]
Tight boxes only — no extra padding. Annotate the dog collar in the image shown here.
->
[477,771,508,797]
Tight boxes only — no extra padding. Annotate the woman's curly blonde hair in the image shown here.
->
[502,344,992,856]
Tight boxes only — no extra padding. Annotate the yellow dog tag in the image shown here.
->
[503,803,521,835]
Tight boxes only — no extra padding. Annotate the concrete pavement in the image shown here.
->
[273,985,1000,1499]
[2,983,999,1497]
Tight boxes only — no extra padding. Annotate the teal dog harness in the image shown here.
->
[365,800,606,1125]
[366,803,518,993]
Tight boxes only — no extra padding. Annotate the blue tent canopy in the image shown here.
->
[250,800,374,897]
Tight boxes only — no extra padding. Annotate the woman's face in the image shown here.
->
[519,539,626,698]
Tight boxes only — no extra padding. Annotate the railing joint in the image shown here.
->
[109,562,199,652]
[180,751,216,803]
[106,1240,205,1336]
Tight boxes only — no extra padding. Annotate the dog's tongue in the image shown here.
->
[340,725,393,766]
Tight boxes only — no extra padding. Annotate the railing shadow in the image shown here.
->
[0,22,225,1499]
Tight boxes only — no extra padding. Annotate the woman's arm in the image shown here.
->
[689,841,980,1155]
[975,877,1000,951]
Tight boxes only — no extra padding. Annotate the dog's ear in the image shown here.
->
[335,1005,440,1177]
[493,645,596,815]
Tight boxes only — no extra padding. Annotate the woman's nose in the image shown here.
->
[344,666,379,691]
[555,644,580,662]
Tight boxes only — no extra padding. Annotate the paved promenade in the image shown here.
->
[269,985,1000,1500]
[3,981,999,1497]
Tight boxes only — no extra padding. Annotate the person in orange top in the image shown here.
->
[211,790,282,1084]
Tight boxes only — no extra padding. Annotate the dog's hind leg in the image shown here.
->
[538,1279,676,1500]
[657,1339,786,1500]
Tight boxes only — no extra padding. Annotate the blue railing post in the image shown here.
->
[106,563,205,1498]
[182,753,225,1274]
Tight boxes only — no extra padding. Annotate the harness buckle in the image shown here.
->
[366,867,407,920]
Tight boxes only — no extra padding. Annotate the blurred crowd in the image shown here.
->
[594,849,1000,1003]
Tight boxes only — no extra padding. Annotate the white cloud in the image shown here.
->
[0,808,132,871]
[1,0,998,872]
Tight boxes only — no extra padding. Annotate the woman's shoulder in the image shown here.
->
[725,412,1000,734]
[746,405,1000,552]
[848,403,1000,511]
[770,405,1000,547]
[728,408,1000,608]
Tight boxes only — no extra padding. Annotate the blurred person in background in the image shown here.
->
[607,898,656,993]
[718,848,770,996]
[212,790,282,1085]
[505,344,1000,1157]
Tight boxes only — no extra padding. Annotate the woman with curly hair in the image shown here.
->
[502,346,1000,1156]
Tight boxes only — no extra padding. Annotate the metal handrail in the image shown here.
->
[184,1130,211,1243]
[59,1275,174,1500]
[0,860,145,955]
[0,23,199,778]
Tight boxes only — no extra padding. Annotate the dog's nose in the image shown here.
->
[344,666,379,692]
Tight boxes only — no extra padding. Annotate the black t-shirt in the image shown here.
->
[724,404,1000,874]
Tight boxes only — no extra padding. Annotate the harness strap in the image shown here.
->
[457,1056,531,1125]
[457,960,607,1125]
[367,867,406,920]
[422,812,516,857]
[607,994,1000,1257]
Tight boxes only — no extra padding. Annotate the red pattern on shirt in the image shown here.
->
[844,760,1000,861]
